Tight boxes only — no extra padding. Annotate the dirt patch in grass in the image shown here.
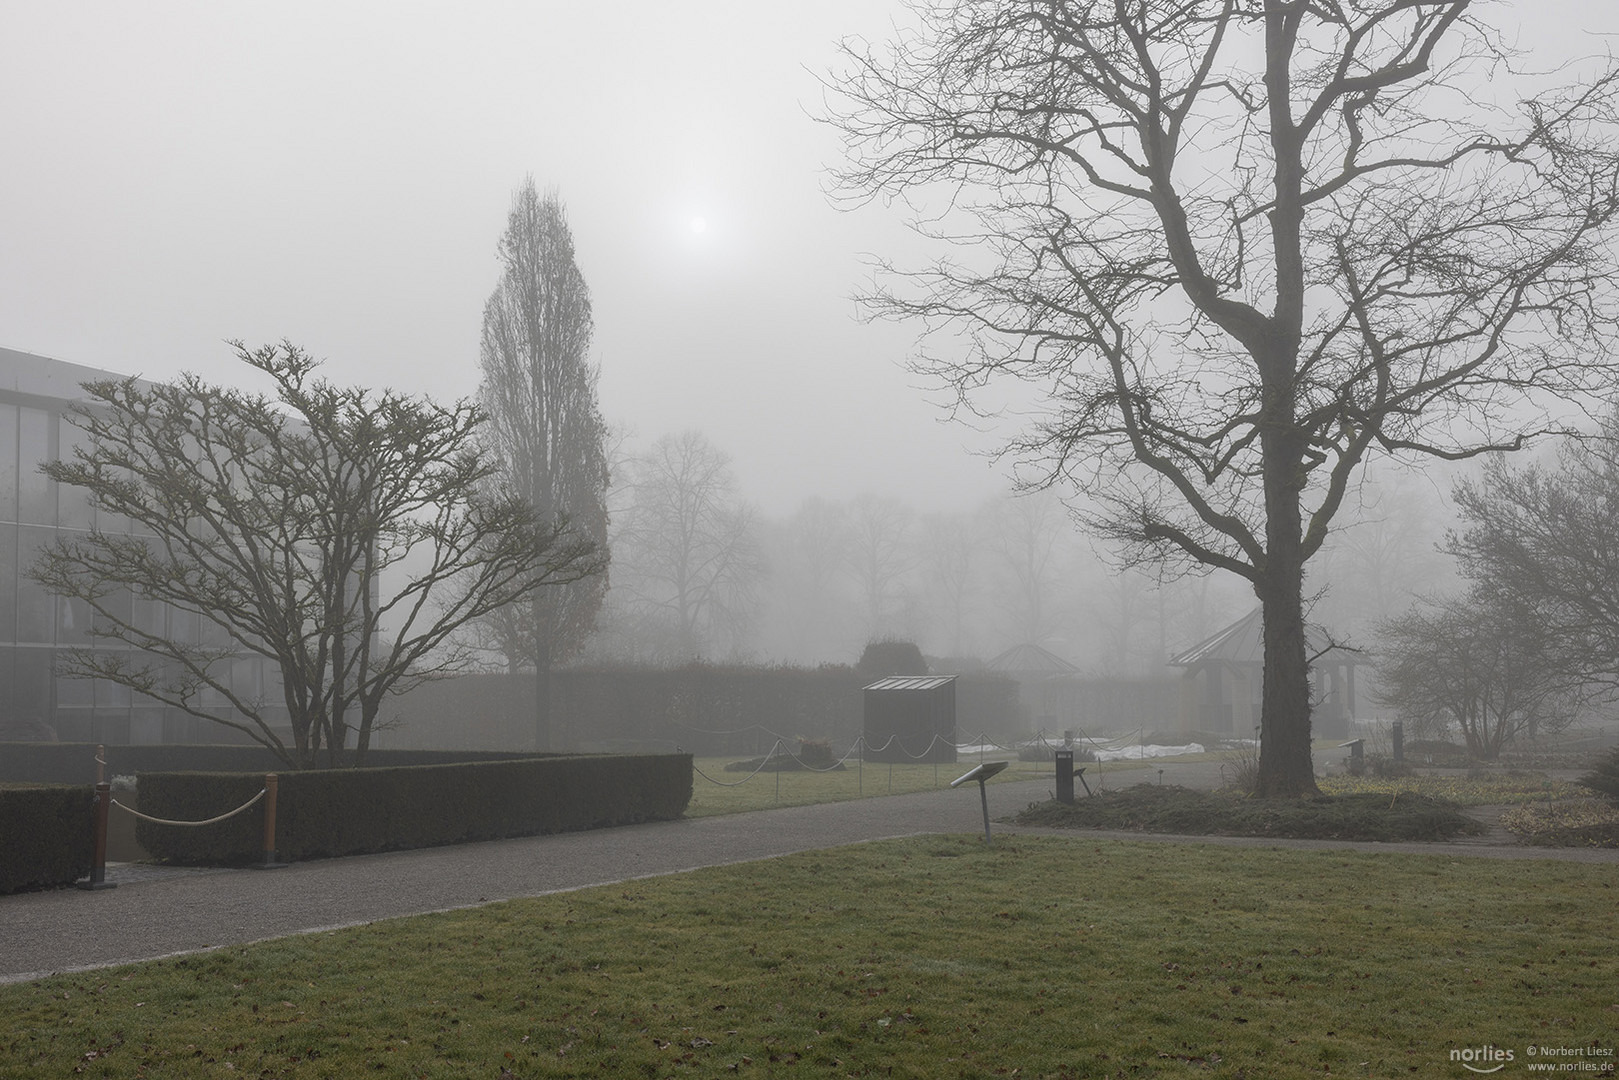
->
[1014,782,1485,842]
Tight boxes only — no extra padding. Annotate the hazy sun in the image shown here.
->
[688,216,709,235]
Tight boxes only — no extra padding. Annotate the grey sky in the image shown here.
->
[2,1,1611,516]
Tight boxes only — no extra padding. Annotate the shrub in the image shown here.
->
[136,754,693,865]
[0,785,94,893]
[1015,783,1483,842]
[1577,745,1619,803]
[855,640,928,682]
[1369,753,1416,779]
[1017,736,1097,763]
[797,738,833,768]
[1219,743,1261,795]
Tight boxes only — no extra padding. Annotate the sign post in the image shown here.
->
[950,760,1009,846]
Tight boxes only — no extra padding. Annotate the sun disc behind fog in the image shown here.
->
[689,216,709,235]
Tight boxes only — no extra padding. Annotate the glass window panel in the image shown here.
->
[0,524,15,643]
[57,595,93,645]
[97,466,131,534]
[232,656,257,701]
[0,404,17,523]
[13,647,53,731]
[91,585,132,638]
[56,669,94,706]
[167,605,200,644]
[56,419,93,529]
[54,709,92,744]
[17,407,54,526]
[201,614,230,646]
[92,712,129,745]
[15,528,54,643]
[132,593,164,637]
[0,646,14,717]
[95,671,132,708]
[130,709,164,745]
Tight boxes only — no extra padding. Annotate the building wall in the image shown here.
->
[0,347,277,746]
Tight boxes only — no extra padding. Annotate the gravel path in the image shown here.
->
[3,763,1612,986]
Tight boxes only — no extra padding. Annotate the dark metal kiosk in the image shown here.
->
[862,675,958,764]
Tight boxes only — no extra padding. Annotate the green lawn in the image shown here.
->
[685,755,1055,817]
[4,836,1614,1078]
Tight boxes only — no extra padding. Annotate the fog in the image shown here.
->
[2,1,1612,672]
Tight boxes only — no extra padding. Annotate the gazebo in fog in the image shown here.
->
[986,643,1079,730]
[1168,609,1358,739]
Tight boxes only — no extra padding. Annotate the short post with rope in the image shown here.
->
[77,781,117,890]
[82,778,274,889]
[257,773,286,870]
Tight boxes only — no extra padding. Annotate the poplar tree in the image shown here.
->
[478,179,611,749]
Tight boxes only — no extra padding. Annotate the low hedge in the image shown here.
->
[0,742,548,785]
[0,785,94,893]
[136,753,692,865]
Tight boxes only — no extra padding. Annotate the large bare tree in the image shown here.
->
[830,0,1619,794]
[33,343,600,768]
[478,178,610,749]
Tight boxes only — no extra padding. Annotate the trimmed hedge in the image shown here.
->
[0,785,94,893]
[136,753,692,865]
[0,743,552,785]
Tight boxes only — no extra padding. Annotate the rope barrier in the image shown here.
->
[691,742,786,787]
[110,789,265,827]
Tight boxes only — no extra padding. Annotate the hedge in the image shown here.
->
[0,785,94,893]
[135,753,693,865]
[0,743,550,785]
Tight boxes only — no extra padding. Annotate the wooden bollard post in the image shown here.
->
[257,773,286,870]
[77,781,117,890]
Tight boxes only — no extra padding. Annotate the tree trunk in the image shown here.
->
[1255,570,1320,796]
[1254,417,1321,797]
[533,593,552,752]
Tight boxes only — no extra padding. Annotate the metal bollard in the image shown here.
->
[77,782,117,890]
[257,773,287,869]
[1055,748,1075,804]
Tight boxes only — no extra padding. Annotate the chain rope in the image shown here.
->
[110,789,266,827]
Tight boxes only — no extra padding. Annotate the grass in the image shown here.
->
[686,755,1109,818]
[4,836,1616,1079]
[1014,784,1485,842]
[1318,773,1586,807]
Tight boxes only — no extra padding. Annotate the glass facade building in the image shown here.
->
[0,346,277,745]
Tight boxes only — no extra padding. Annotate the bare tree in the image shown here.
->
[774,497,853,660]
[1448,420,1619,693]
[32,343,599,768]
[1312,468,1457,637]
[919,507,983,658]
[830,1,1619,794]
[844,492,917,639]
[1376,588,1579,759]
[613,432,764,661]
[987,490,1069,648]
[477,178,610,749]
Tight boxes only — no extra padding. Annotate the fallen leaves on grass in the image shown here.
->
[1501,798,1619,847]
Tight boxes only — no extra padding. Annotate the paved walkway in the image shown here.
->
[3,767,1613,985]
